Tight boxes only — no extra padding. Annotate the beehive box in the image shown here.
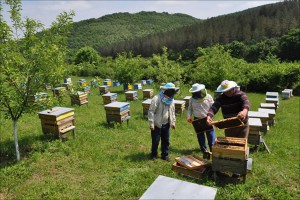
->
[29,92,48,102]
[104,79,112,86]
[90,79,99,88]
[265,98,279,109]
[248,111,269,133]
[52,87,66,96]
[172,162,208,180]
[38,107,75,138]
[266,92,279,99]
[141,80,147,85]
[173,100,185,115]
[133,83,142,90]
[123,83,133,91]
[175,155,210,170]
[143,89,154,99]
[99,85,110,94]
[104,102,130,124]
[142,99,152,117]
[146,79,153,85]
[258,108,276,126]
[113,81,120,87]
[70,92,88,106]
[210,117,243,130]
[248,118,262,145]
[260,103,276,110]
[102,93,117,105]
[77,79,87,87]
[184,96,191,109]
[62,82,73,90]
[64,78,71,84]
[212,137,247,160]
[125,91,138,101]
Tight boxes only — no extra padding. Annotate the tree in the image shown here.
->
[73,46,101,65]
[0,0,74,161]
[279,28,300,61]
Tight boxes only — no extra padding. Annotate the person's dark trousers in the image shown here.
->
[151,123,170,158]
[194,117,216,152]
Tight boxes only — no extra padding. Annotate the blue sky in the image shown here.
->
[2,0,281,28]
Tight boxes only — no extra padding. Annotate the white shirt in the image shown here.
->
[187,94,214,119]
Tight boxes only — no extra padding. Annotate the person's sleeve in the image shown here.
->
[207,98,221,118]
[241,92,250,111]
[148,97,157,126]
[187,99,193,118]
[170,103,176,125]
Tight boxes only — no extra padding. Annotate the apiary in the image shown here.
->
[265,98,279,109]
[184,96,191,109]
[38,107,75,138]
[248,118,262,146]
[142,99,152,118]
[113,81,120,87]
[212,137,248,176]
[70,91,88,106]
[248,111,269,133]
[99,85,110,94]
[146,79,153,85]
[125,91,138,101]
[104,102,130,124]
[52,87,66,96]
[134,83,142,90]
[173,100,185,115]
[142,89,154,99]
[260,103,276,110]
[258,108,276,126]
[102,93,117,105]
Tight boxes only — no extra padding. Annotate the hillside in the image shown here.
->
[67,11,201,57]
[86,0,299,58]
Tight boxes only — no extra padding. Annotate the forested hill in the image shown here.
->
[68,11,201,56]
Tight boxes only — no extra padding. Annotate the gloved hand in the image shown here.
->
[187,118,193,123]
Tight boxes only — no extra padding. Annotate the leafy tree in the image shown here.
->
[73,46,101,65]
[279,28,300,61]
[0,0,74,161]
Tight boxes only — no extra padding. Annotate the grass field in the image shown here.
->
[0,76,299,200]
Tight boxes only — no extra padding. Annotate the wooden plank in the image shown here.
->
[175,155,209,170]
[60,125,75,134]
[215,137,247,146]
[211,117,244,130]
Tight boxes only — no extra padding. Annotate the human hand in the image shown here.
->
[206,116,212,125]
[237,110,247,121]
[149,125,155,131]
[171,124,176,129]
[187,118,193,123]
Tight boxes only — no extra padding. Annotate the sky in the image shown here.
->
[2,0,281,28]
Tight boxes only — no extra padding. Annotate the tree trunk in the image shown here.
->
[13,120,20,161]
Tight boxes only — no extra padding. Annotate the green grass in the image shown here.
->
[0,77,299,199]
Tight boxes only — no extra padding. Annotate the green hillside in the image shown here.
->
[68,11,201,56]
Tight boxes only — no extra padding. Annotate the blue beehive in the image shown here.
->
[146,79,153,85]
[113,81,120,87]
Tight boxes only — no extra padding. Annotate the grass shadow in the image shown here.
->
[213,171,246,186]
[124,152,151,162]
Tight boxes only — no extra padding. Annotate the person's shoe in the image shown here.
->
[162,156,170,162]
[150,154,157,160]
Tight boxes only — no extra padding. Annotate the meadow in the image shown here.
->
[0,76,299,200]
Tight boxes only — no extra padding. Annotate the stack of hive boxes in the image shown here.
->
[172,155,210,179]
[173,100,185,115]
[184,96,191,109]
[29,92,48,102]
[102,93,117,105]
[52,87,66,96]
[212,137,248,176]
[103,79,112,87]
[134,83,142,90]
[281,89,293,99]
[99,85,110,94]
[104,102,130,124]
[248,111,269,133]
[113,81,120,87]
[77,79,87,87]
[146,79,153,85]
[265,92,279,109]
[38,107,75,138]
[142,89,154,99]
[123,83,133,91]
[125,91,138,101]
[62,78,72,90]
[140,80,146,85]
[258,108,276,126]
[71,91,88,106]
[248,118,262,146]
[142,99,152,118]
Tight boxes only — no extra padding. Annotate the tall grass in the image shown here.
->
[0,77,299,199]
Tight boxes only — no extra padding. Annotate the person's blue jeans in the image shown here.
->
[196,129,215,152]
[151,123,170,158]
[194,116,215,152]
